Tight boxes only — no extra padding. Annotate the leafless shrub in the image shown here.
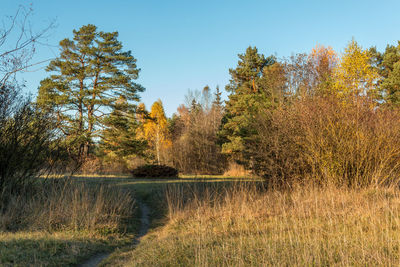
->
[250,96,400,187]
[0,85,63,207]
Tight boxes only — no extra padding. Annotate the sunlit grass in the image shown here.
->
[42,174,260,180]
[106,184,400,266]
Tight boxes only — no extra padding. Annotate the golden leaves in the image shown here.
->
[332,39,379,100]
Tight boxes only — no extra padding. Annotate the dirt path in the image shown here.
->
[78,201,150,267]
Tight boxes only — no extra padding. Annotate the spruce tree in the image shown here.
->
[220,46,276,164]
[213,85,223,107]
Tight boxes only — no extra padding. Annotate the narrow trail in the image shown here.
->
[78,201,150,267]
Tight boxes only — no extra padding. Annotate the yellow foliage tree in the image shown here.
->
[333,39,379,101]
[143,100,171,164]
[310,44,337,74]
[308,44,337,94]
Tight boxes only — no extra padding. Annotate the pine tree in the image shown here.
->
[382,63,400,106]
[100,96,146,158]
[374,42,400,106]
[135,102,148,140]
[37,24,144,165]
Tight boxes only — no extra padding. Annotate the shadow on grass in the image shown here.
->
[0,234,113,267]
[76,176,263,229]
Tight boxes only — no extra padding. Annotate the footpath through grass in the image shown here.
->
[0,175,255,266]
[103,183,400,267]
[0,176,140,267]
[5,175,400,266]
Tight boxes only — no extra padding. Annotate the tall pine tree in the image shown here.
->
[37,24,144,165]
[371,42,400,107]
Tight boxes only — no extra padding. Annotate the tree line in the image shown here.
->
[34,25,400,182]
[4,21,400,188]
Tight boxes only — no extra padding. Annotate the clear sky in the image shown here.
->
[2,0,400,116]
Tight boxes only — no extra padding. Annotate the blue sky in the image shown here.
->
[2,0,400,116]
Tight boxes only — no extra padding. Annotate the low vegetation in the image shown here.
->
[131,164,178,178]
[0,179,136,266]
[107,183,400,266]
[250,96,400,188]
[0,231,124,267]
[2,179,135,232]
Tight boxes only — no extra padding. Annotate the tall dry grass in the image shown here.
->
[223,162,251,177]
[119,183,400,266]
[0,179,135,233]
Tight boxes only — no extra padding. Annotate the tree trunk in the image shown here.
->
[156,124,160,165]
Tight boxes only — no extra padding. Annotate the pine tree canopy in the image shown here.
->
[37,24,144,163]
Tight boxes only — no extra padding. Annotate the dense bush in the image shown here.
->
[0,85,63,208]
[249,96,400,187]
[131,164,178,178]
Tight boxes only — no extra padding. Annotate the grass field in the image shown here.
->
[104,183,400,267]
[0,177,139,267]
[0,175,257,266]
[4,175,400,266]
[0,231,132,267]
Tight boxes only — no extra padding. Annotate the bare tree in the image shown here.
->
[171,87,227,174]
[284,53,314,97]
[0,4,54,88]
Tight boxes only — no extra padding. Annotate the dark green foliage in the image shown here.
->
[100,96,147,158]
[37,24,144,166]
[213,86,223,108]
[131,165,178,178]
[370,42,400,106]
[220,46,284,165]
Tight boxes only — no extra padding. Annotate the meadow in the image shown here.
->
[2,175,399,266]
[105,182,400,267]
[0,175,257,266]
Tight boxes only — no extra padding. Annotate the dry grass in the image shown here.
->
[223,162,252,177]
[0,179,135,232]
[0,178,137,266]
[0,230,129,267]
[110,183,400,266]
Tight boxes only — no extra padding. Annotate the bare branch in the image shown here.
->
[0,5,56,88]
